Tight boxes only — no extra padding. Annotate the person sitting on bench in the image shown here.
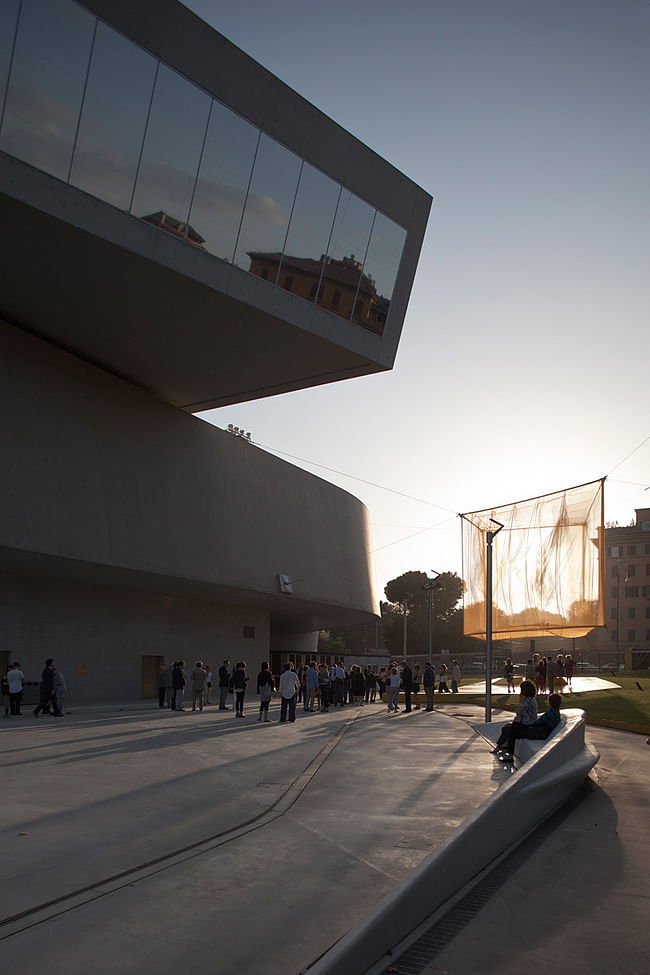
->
[492,679,537,753]
[500,693,563,760]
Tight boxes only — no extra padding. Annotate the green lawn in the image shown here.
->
[433,673,650,735]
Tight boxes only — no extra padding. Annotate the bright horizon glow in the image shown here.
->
[187,0,650,597]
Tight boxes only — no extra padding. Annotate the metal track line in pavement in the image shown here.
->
[0,713,359,941]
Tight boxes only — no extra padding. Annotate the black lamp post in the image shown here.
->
[421,572,442,656]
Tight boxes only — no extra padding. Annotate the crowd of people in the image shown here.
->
[4,651,579,725]
[153,657,463,720]
[1,658,67,717]
[525,652,574,693]
[503,653,575,694]
[3,656,464,721]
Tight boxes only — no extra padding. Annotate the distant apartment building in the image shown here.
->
[594,508,650,666]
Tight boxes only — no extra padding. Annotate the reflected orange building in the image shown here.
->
[248,251,389,335]
[142,211,205,246]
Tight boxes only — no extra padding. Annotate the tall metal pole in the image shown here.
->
[485,519,504,722]
[422,572,441,658]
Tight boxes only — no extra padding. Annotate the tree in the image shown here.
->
[384,570,429,608]
[428,572,464,622]
[382,569,465,654]
[317,631,346,654]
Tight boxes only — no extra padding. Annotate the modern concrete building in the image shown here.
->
[0,0,431,700]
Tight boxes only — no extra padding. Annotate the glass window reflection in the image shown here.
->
[0,0,20,118]
[188,99,259,262]
[131,63,211,242]
[233,132,301,273]
[319,189,374,325]
[277,163,340,304]
[70,23,156,210]
[361,211,407,332]
[0,0,95,180]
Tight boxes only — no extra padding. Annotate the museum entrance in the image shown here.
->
[141,654,163,699]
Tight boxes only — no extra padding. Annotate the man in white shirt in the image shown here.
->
[278,663,300,723]
[334,661,346,706]
[7,662,25,716]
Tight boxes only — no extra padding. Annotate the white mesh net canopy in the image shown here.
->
[461,479,605,640]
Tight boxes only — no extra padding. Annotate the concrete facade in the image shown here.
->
[0,319,375,699]
[0,0,430,699]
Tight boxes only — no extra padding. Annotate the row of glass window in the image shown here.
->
[0,0,407,334]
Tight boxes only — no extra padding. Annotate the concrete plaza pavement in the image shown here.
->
[1,698,647,975]
[1,697,501,974]
[390,724,650,975]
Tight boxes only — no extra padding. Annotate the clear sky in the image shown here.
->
[186,0,650,595]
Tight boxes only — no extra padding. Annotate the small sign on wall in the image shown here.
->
[78,664,88,677]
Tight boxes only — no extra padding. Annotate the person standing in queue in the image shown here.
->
[401,659,413,712]
[318,664,331,712]
[172,660,186,711]
[304,660,319,712]
[423,661,436,711]
[232,661,249,718]
[218,659,231,711]
[278,662,300,723]
[33,659,60,717]
[257,661,275,722]
[190,661,207,712]
[8,662,25,716]
[451,659,462,693]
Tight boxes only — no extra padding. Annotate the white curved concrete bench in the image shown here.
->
[305,708,598,975]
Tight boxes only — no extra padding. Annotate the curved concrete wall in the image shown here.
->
[0,320,377,628]
[307,709,599,975]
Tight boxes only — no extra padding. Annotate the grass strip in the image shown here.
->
[430,672,650,736]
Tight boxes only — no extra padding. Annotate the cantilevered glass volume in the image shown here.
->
[0,0,406,334]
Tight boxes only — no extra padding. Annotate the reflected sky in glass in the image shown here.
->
[363,210,406,302]
[233,132,302,271]
[131,63,211,228]
[188,99,259,261]
[70,23,156,210]
[0,0,95,180]
[279,162,341,284]
[0,0,20,116]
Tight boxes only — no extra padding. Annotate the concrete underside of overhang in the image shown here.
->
[0,546,377,635]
